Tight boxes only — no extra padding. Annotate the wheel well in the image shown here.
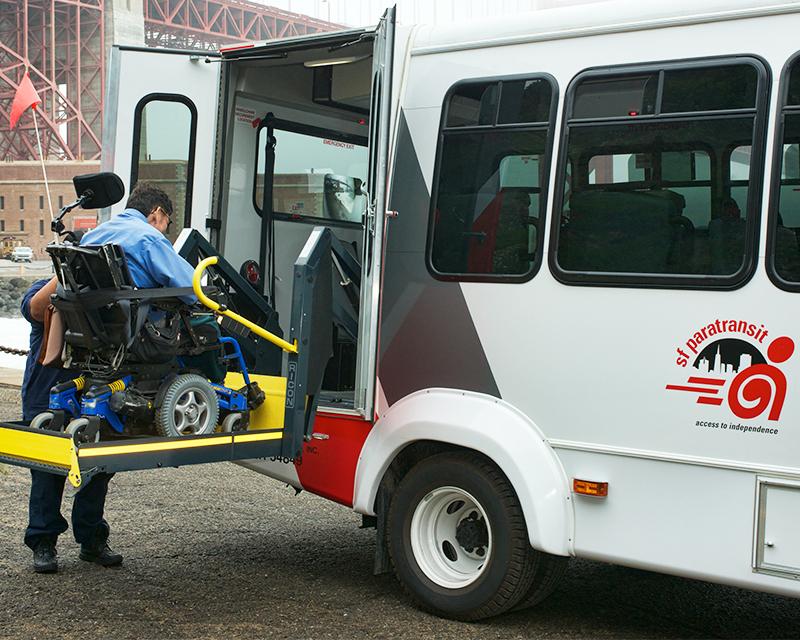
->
[382,440,517,495]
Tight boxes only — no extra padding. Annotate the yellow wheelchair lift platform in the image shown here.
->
[0,225,334,489]
[0,375,287,490]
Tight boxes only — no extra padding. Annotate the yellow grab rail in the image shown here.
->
[192,256,298,354]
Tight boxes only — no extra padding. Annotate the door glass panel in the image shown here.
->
[255,127,368,223]
[133,98,194,239]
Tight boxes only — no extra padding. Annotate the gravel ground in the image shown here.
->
[1,386,800,639]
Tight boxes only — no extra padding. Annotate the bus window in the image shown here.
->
[769,55,800,286]
[131,95,197,240]
[554,59,767,286]
[428,75,556,280]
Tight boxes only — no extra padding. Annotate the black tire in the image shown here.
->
[155,374,219,437]
[387,451,538,621]
[30,411,54,430]
[511,549,568,612]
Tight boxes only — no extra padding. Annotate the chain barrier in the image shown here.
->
[0,345,29,356]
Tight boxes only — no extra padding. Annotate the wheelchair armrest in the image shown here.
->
[57,286,218,305]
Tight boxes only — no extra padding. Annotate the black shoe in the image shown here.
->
[79,541,123,567]
[32,540,58,574]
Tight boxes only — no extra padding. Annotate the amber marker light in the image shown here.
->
[573,479,608,497]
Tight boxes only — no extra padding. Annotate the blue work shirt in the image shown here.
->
[21,280,77,421]
[80,208,196,302]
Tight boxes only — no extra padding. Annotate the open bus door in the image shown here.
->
[356,6,395,418]
[101,46,220,238]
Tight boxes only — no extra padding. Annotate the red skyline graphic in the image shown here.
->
[667,336,794,422]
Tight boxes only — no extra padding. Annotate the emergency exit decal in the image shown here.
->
[667,320,794,434]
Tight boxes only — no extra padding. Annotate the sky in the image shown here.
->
[260,0,608,28]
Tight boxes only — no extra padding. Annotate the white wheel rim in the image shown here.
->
[410,486,492,589]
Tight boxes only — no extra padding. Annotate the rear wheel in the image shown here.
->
[156,374,219,437]
[387,452,540,620]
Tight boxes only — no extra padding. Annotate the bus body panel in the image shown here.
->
[372,5,800,595]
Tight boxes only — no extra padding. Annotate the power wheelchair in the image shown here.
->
[30,241,265,444]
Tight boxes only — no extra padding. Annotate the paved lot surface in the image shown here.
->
[1,386,800,639]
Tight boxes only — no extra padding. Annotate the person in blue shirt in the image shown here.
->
[80,183,195,297]
[24,183,194,573]
[22,279,121,573]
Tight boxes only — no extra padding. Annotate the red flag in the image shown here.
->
[9,72,41,129]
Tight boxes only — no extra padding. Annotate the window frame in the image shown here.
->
[425,72,559,283]
[767,50,800,292]
[252,116,367,229]
[130,92,198,231]
[549,55,770,290]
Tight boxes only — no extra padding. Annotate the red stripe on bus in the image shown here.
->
[666,385,720,394]
[687,377,725,385]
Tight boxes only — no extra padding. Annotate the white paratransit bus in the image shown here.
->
[100,0,800,620]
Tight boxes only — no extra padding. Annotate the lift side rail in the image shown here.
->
[284,227,333,458]
[0,422,284,488]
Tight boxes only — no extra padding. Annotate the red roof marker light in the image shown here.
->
[220,42,256,54]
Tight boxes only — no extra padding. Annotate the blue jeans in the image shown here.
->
[24,470,114,549]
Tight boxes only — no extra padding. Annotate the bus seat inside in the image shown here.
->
[564,190,674,273]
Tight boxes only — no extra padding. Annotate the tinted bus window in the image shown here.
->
[769,56,800,285]
[554,59,767,287]
[429,76,556,280]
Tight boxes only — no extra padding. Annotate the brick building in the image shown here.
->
[0,161,100,258]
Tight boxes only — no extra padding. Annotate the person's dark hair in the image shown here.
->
[125,182,174,218]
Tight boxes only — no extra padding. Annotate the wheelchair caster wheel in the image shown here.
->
[156,374,219,438]
[30,411,55,430]
[221,412,245,433]
[66,418,100,443]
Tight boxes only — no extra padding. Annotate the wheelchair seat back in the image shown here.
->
[48,243,140,356]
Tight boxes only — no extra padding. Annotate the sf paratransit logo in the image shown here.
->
[667,320,793,425]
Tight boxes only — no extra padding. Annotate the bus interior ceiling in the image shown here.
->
[219,39,374,407]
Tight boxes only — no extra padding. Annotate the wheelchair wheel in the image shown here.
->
[66,418,100,444]
[30,411,55,430]
[221,412,244,433]
[156,374,219,438]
